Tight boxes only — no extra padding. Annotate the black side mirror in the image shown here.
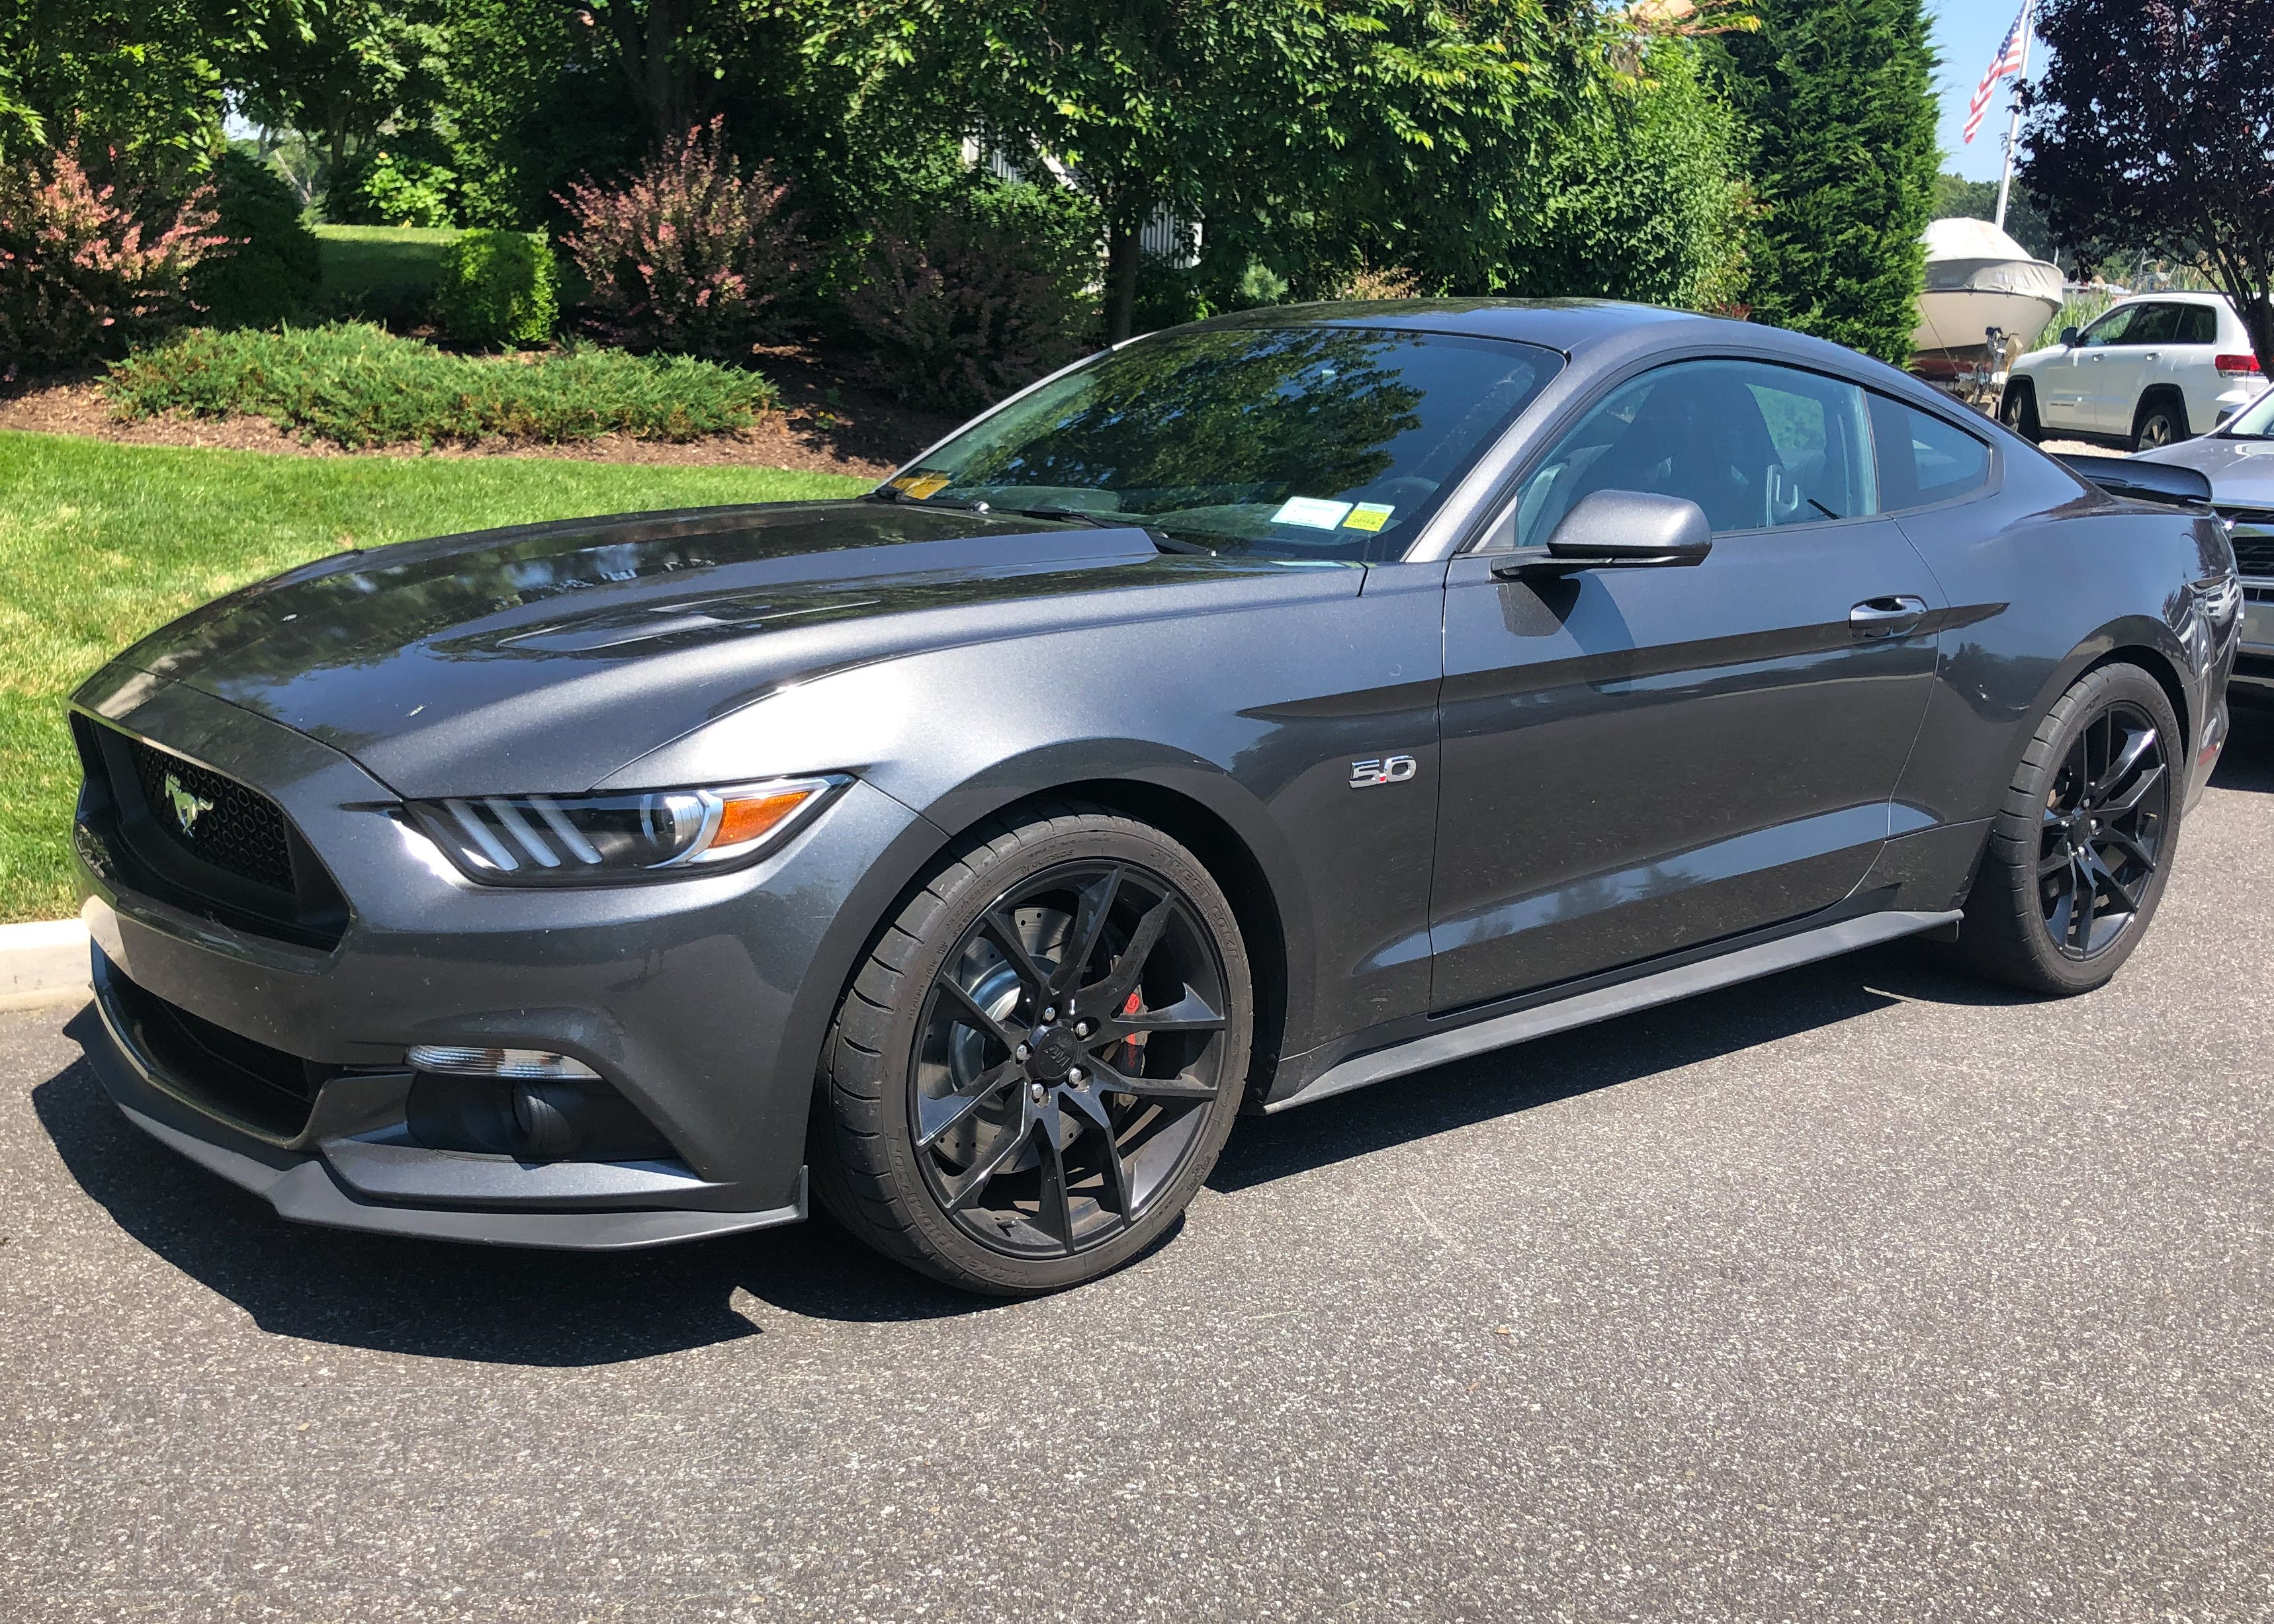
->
[2060,325,2081,347]
[1494,489,1713,579]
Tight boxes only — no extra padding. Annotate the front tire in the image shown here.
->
[2001,380,2042,442]
[810,804,1252,1295]
[1954,663,2181,994]
[2132,392,2188,450]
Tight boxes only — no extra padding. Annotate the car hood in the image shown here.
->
[2132,435,2274,507]
[97,499,1352,796]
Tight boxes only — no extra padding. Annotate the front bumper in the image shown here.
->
[85,953,807,1248]
[71,669,932,1248]
[2233,576,2274,696]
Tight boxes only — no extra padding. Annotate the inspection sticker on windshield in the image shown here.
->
[893,474,951,499]
[1272,497,1354,530]
[1341,503,1395,532]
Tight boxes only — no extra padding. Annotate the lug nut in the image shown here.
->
[1016,1043,1031,1061]
[1074,1020,1092,1037]
[1042,1005,1058,1023]
[1070,1068,1087,1088]
[1029,1082,1048,1103]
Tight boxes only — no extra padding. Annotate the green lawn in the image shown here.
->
[0,431,866,923]
[314,224,464,318]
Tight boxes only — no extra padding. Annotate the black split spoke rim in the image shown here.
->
[910,859,1232,1260]
[2036,701,2169,961]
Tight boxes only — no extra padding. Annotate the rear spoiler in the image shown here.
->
[2056,452,2213,509]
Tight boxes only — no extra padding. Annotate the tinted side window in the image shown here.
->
[1507,359,1878,545]
[1870,395,1991,510]
[2128,304,2183,345]
[2177,304,2219,345]
[2079,306,2138,347]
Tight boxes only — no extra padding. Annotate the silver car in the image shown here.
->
[2138,384,2274,695]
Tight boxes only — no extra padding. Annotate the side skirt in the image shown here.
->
[1263,908,1962,1114]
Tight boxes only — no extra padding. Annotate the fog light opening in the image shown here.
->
[405,1044,600,1081]
[510,1082,586,1159]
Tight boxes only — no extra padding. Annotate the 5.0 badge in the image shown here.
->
[1349,755,1419,789]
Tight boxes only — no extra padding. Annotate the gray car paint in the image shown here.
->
[68,300,2240,1248]
[2134,426,2274,689]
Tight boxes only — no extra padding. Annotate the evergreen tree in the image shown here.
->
[1708,0,1938,364]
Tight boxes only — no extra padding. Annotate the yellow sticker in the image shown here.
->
[1342,502,1395,532]
[901,474,951,499]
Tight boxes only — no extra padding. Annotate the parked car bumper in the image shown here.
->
[70,670,930,1248]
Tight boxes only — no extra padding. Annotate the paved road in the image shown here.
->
[8,712,2274,1624]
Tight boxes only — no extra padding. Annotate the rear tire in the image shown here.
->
[1953,664,2182,994]
[810,803,1252,1295]
[2132,391,2189,450]
[2001,380,2042,442]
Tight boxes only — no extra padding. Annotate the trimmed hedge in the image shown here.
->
[102,323,778,448]
[437,229,558,348]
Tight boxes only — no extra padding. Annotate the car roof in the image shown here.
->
[1168,296,1944,404]
[2104,290,2233,308]
[1182,297,1710,354]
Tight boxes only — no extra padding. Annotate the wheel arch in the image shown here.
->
[801,751,1313,1125]
[2001,626,2195,809]
[2134,383,2191,440]
[917,772,1298,1107]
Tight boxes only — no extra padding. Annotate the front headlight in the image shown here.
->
[406,775,846,886]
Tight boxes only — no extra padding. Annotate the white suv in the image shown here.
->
[2001,291,2264,450]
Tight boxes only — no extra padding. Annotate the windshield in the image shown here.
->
[2223,384,2274,438]
[884,326,1560,560]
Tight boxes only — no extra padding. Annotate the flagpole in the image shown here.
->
[1995,0,2034,230]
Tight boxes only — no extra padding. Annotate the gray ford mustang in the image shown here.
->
[71,300,2241,1294]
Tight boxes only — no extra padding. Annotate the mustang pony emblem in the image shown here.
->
[163,771,215,837]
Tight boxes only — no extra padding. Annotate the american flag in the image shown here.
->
[1964,3,2032,143]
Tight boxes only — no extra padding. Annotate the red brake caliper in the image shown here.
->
[1120,990,1145,1070]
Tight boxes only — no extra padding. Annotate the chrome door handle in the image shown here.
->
[1850,595,1929,636]
[2142,351,2160,360]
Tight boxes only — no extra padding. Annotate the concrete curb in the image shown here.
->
[1,918,91,1011]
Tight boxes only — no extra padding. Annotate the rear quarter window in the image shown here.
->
[1869,395,1991,511]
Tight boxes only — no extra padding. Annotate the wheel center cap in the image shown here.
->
[1028,1027,1078,1080]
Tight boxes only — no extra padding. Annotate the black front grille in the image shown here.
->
[2218,510,2274,578]
[73,716,349,950]
[125,738,296,892]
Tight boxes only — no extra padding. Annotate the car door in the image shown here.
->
[2091,302,2180,433]
[1427,358,1946,1009]
[2041,304,2137,432]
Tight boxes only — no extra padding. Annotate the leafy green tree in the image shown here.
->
[1707,0,1939,363]
[233,0,451,177]
[1515,42,1753,312]
[2021,0,2274,374]
[0,0,296,171]
[809,0,1571,341]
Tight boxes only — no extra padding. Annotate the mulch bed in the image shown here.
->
[0,343,963,482]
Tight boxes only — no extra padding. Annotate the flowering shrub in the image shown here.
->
[844,179,1100,413]
[557,116,796,362]
[0,147,222,378]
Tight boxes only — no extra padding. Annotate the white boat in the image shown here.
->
[1911,217,2066,381]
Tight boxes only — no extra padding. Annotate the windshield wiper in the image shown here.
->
[863,486,988,511]
[1005,505,1221,556]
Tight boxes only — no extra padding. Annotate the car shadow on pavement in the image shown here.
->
[31,938,2051,1361]
[34,1014,1004,1367]
[1210,938,2037,1195]
[2211,699,2274,792]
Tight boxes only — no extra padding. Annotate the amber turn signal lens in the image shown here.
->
[712,788,816,850]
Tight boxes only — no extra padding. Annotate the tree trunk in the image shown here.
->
[1106,216,1143,345]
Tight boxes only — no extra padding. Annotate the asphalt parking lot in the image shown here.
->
[7,710,2273,1624]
